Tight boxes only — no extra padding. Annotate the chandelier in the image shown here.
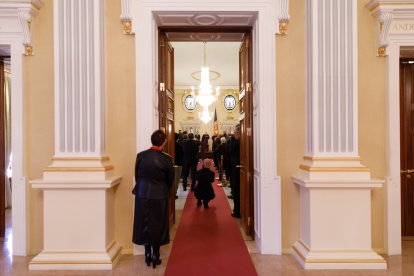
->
[191,42,220,123]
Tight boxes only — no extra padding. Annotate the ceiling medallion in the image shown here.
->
[191,70,221,81]
[188,14,224,26]
[189,33,222,41]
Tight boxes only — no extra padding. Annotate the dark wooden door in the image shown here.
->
[400,59,414,236]
[159,32,176,227]
[239,33,254,237]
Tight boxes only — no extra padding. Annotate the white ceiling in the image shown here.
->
[172,41,241,89]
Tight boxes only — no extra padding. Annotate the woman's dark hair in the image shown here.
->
[151,130,167,147]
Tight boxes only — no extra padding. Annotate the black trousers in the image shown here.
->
[182,162,197,189]
[230,167,240,215]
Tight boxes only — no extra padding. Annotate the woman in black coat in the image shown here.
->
[194,159,216,208]
[132,130,174,268]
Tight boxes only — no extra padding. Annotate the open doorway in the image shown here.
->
[400,47,414,253]
[0,44,12,255]
[158,30,255,238]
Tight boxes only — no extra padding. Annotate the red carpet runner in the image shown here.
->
[165,180,258,276]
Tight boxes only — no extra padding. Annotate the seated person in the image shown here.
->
[194,159,215,208]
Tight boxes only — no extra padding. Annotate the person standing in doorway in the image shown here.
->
[181,132,200,191]
[229,126,241,218]
[132,130,174,268]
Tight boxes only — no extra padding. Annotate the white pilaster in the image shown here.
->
[291,0,386,269]
[29,0,122,270]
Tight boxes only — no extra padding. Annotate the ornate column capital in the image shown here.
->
[120,0,134,35]
[277,0,290,35]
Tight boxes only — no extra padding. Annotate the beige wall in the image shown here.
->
[26,0,54,253]
[358,0,387,251]
[26,0,387,254]
[276,0,306,252]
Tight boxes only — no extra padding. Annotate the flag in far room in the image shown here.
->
[214,108,218,136]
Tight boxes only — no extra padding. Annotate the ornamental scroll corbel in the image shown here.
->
[120,0,133,35]
[277,0,290,35]
[18,10,35,56]
[376,11,393,57]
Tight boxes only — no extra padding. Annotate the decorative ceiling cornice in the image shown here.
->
[366,0,414,57]
[0,0,44,55]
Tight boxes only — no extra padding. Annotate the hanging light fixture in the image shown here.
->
[191,42,220,123]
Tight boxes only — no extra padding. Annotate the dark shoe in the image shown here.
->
[197,200,202,206]
[152,246,161,269]
[144,245,152,267]
[203,201,209,208]
[175,195,178,199]
[231,212,241,218]
[183,186,187,191]
[227,195,233,199]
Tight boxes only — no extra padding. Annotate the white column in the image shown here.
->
[291,0,386,269]
[29,0,122,270]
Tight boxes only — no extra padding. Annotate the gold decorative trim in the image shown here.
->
[377,46,387,57]
[293,245,386,264]
[43,165,114,172]
[24,45,33,56]
[299,164,369,172]
[303,156,361,161]
[30,260,112,265]
[52,156,110,161]
[122,20,132,35]
[279,22,288,35]
[298,240,310,251]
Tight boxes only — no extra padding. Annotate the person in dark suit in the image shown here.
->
[195,159,215,208]
[181,132,200,191]
[229,126,241,218]
[132,130,174,269]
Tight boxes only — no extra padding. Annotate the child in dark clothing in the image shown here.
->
[194,159,215,208]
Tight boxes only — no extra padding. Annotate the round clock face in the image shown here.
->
[184,95,197,111]
[224,95,236,111]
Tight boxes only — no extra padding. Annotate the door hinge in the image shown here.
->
[246,83,251,92]
[247,171,251,181]
[246,127,252,137]
[248,216,252,226]
[160,82,165,92]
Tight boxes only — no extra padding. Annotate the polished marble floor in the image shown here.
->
[1,184,414,275]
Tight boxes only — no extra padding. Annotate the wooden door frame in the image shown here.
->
[133,5,281,255]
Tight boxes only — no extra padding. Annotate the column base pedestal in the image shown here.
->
[292,241,386,269]
[29,241,122,270]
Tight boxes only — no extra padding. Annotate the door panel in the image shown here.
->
[0,59,5,237]
[400,59,414,236]
[239,33,254,237]
[159,32,175,227]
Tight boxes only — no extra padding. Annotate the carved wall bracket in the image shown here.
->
[0,0,44,55]
[277,0,290,35]
[120,0,133,35]
[367,0,414,57]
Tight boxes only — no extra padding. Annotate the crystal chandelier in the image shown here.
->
[191,42,220,123]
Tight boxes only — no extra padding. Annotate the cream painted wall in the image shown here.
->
[26,0,54,253]
[105,0,136,253]
[358,0,387,251]
[25,0,387,255]
[276,0,306,253]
